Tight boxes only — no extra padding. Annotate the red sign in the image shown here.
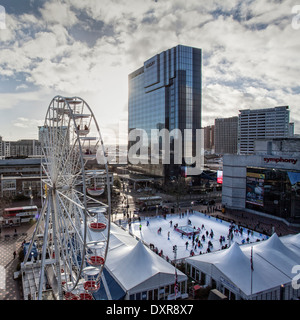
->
[217,170,223,184]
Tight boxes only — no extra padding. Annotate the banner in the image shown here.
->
[246,172,265,207]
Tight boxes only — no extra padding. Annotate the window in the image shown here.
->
[142,291,147,300]
[153,289,158,300]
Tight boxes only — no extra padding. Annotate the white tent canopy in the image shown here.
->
[186,233,300,299]
[108,239,186,293]
[88,222,187,298]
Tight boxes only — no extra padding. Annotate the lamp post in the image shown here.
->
[191,280,195,299]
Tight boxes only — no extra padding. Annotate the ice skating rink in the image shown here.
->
[125,211,268,261]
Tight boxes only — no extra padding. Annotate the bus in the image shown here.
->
[2,205,38,225]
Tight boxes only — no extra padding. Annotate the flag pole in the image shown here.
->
[250,246,253,300]
[173,245,178,300]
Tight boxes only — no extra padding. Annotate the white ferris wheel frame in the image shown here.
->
[23,96,112,300]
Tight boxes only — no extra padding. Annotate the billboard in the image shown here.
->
[217,170,223,184]
[246,172,265,207]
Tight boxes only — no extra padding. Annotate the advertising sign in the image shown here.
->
[217,170,223,184]
[246,172,265,207]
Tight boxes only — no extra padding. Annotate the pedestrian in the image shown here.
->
[185,241,189,250]
[168,231,170,240]
[146,220,149,226]
[139,224,142,231]
[13,251,16,259]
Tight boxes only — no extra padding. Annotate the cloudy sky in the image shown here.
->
[0,0,299,144]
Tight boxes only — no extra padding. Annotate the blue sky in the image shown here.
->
[0,0,299,143]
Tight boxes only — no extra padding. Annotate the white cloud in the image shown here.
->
[0,0,299,142]
[39,1,78,27]
[13,117,44,129]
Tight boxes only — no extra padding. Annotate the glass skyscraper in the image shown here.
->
[128,45,202,179]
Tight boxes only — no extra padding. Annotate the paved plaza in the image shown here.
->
[0,206,298,300]
[0,222,36,300]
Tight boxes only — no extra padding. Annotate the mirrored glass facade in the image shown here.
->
[128,45,202,178]
[246,167,300,221]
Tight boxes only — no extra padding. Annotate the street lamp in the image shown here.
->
[29,186,33,206]
[191,280,195,299]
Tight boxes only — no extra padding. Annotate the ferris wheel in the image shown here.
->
[23,96,112,300]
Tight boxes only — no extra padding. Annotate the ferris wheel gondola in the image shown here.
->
[86,170,106,196]
[23,96,111,300]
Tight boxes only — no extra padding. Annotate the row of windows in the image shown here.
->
[129,281,185,300]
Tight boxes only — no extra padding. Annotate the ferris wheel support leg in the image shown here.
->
[101,272,112,300]
[24,194,49,264]
[37,197,51,300]
[51,189,64,300]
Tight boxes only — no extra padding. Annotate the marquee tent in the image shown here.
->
[185,233,300,300]
[90,222,188,300]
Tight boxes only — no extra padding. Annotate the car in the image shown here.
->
[208,199,216,205]
[202,200,209,205]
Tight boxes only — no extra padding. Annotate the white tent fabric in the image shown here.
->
[88,222,187,295]
[280,233,300,254]
[186,233,300,298]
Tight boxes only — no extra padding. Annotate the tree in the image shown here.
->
[0,197,12,216]
[165,177,188,211]
[113,176,121,189]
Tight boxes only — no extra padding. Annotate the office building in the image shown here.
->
[214,116,238,155]
[0,158,42,198]
[128,45,202,179]
[0,136,42,158]
[203,125,214,154]
[238,106,293,155]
